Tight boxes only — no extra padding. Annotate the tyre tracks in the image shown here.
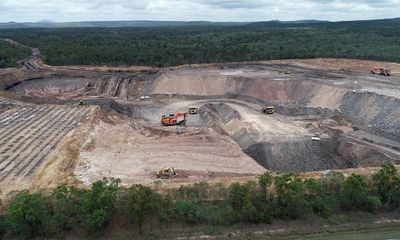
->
[0,105,95,182]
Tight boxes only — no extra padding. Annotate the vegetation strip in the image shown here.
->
[1,164,399,238]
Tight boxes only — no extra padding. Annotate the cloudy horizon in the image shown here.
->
[1,0,399,23]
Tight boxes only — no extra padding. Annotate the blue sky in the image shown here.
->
[1,0,399,22]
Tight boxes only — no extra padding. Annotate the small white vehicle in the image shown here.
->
[140,95,150,101]
[311,133,321,141]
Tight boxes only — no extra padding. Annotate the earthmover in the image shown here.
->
[156,167,177,179]
[188,107,198,115]
[370,67,391,76]
[161,112,189,126]
[262,106,275,114]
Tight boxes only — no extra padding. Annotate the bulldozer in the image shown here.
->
[156,167,177,179]
[161,112,188,126]
[262,106,275,114]
[370,67,391,76]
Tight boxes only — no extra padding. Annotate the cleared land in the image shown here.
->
[0,103,95,192]
[0,41,399,191]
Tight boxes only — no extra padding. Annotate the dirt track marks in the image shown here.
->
[0,97,18,105]
[0,105,94,182]
[23,48,43,70]
[97,76,133,99]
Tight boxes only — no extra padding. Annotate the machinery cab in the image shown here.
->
[188,107,198,115]
[262,106,275,114]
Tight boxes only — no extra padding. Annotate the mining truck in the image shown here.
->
[370,67,391,76]
[262,106,275,114]
[188,107,198,115]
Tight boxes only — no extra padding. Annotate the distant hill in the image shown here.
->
[0,20,248,29]
[245,18,400,27]
[0,18,399,29]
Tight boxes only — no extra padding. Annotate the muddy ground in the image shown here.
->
[1,49,400,192]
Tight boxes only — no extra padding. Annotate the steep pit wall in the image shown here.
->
[199,103,341,172]
[245,139,341,172]
[340,92,400,142]
[151,70,348,109]
[335,138,400,168]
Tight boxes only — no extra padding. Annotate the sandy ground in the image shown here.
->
[74,119,265,186]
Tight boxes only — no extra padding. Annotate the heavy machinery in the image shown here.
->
[161,112,188,126]
[311,133,321,141]
[280,69,292,74]
[188,107,198,115]
[140,95,150,101]
[370,67,391,76]
[85,82,94,88]
[156,167,177,179]
[262,106,275,114]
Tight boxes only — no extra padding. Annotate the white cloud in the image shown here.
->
[0,0,399,22]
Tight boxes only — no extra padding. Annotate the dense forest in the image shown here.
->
[1,20,400,67]
[0,164,398,238]
[0,40,31,68]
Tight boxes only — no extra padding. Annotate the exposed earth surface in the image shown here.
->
[1,40,400,194]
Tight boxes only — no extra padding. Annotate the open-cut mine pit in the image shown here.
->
[1,59,400,192]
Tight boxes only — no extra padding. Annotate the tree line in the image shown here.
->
[0,164,398,238]
[0,21,400,67]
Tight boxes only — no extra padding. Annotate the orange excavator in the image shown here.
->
[161,112,189,126]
